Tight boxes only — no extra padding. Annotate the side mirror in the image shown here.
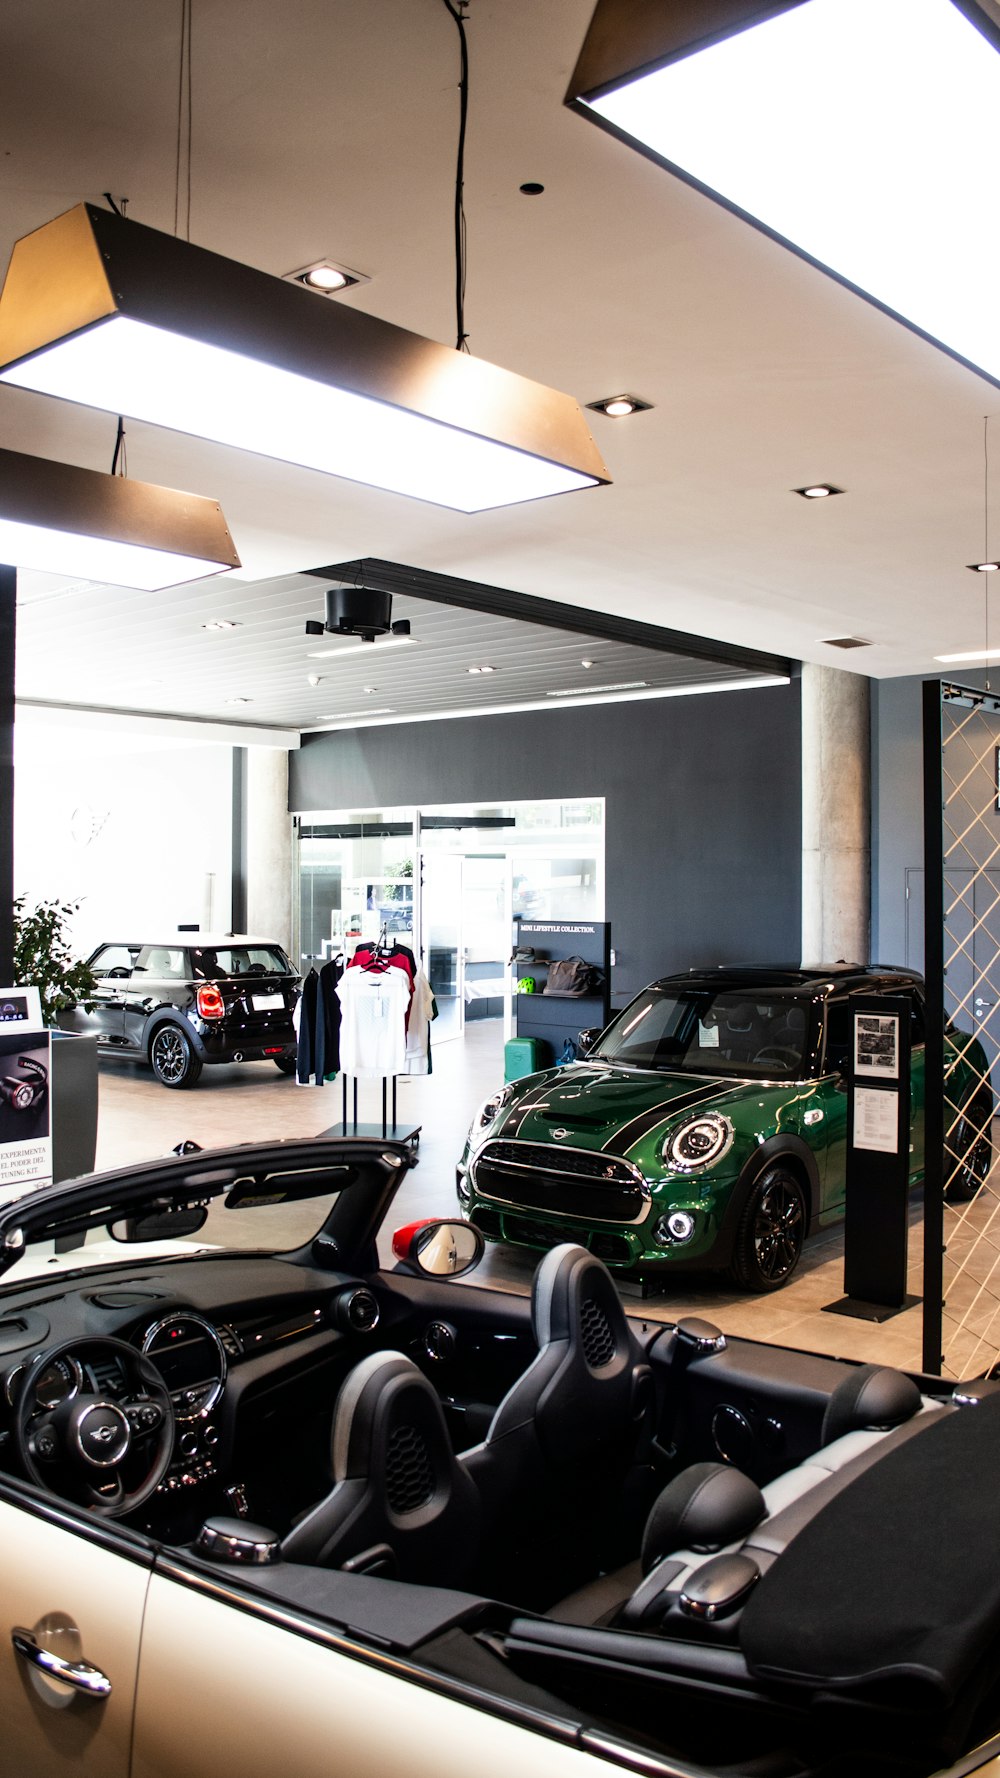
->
[391,1218,485,1277]
[577,1028,602,1056]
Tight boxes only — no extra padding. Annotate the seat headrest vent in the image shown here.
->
[641,1462,766,1576]
[580,1293,617,1369]
[385,1423,435,1514]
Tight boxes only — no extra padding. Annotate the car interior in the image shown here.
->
[0,1139,996,1778]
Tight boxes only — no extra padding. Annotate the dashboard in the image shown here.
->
[0,1255,384,1530]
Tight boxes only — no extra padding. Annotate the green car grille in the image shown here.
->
[472,1140,648,1223]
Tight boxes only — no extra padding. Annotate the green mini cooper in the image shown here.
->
[457,966,992,1291]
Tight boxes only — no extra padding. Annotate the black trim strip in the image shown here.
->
[309,559,792,684]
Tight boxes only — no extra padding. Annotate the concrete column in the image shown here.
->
[245,748,294,951]
[801,663,871,966]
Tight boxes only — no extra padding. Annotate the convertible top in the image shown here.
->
[742,1395,1000,1712]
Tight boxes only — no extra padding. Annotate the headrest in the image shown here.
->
[531,1243,628,1364]
[724,1001,754,1032]
[821,1364,922,1446]
[331,1350,451,1492]
[641,1461,766,1576]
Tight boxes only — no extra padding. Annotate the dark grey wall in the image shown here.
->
[872,670,996,972]
[289,684,803,1006]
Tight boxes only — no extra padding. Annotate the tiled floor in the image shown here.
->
[90,1022,988,1377]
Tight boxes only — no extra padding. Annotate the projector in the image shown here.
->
[305,585,411,644]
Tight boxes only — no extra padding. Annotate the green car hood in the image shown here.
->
[502,1063,745,1155]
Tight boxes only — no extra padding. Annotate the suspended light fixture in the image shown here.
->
[0,205,609,514]
[568,0,1000,387]
[0,445,239,588]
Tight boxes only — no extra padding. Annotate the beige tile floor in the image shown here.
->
[90,1021,998,1379]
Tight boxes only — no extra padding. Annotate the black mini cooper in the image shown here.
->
[65,935,300,1088]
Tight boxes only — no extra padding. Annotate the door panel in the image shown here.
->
[132,1574,613,1778]
[0,1495,148,1776]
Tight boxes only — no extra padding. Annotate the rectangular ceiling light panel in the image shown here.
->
[0,446,239,589]
[574,0,1000,384]
[0,206,610,513]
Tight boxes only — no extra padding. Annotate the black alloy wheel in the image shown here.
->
[948,1095,994,1202]
[730,1165,806,1292]
[273,1054,298,1076]
[149,1023,203,1089]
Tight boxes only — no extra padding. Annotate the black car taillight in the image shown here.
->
[196,983,226,1019]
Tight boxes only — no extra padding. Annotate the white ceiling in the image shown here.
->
[3,0,999,723]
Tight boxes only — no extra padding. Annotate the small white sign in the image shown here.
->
[0,986,42,1028]
[854,1086,899,1154]
[252,992,284,1012]
[854,1012,899,1080]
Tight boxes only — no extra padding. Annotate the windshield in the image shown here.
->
[594,986,810,1078]
[190,945,294,978]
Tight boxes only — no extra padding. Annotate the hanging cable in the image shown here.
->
[439,0,470,352]
[102,192,129,220]
[174,0,193,240]
[985,415,989,671]
[110,415,127,478]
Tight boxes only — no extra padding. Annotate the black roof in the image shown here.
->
[652,965,923,998]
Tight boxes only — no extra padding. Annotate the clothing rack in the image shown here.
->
[340,1071,398,1137]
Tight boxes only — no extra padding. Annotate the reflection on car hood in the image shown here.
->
[502,1064,746,1153]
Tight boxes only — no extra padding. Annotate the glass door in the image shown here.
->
[418,851,465,1042]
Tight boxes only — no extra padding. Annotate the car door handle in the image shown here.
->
[975,998,995,1009]
[12,1628,112,1698]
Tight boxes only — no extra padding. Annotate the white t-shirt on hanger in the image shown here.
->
[336,964,410,1077]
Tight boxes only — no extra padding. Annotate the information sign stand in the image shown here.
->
[824,994,919,1322]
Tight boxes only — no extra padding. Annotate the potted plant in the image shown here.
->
[12,897,99,1182]
[12,896,98,1025]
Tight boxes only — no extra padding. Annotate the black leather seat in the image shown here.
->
[461,1244,653,1602]
[281,1350,481,1586]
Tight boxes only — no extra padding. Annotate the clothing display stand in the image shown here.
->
[318,1073,420,1149]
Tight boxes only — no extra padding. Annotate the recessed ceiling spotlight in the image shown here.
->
[467,664,496,674]
[581,659,594,668]
[283,259,371,297]
[794,484,844,498]
[586,394,653,418]
[363,686,378,694]
[967,561,1000,573]
[225,696,252,705]
[519,182,545,196]
[822,636,872,649]
[307,673,322,687]
[202,618,240,631]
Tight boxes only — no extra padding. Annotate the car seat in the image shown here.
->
[280,1350,481,1586]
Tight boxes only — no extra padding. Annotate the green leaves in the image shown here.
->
[12,897,98,1026]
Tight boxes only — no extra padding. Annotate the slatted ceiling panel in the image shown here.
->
[13,568,771,729]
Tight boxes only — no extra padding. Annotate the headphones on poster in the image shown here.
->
[0,1056,48,1113]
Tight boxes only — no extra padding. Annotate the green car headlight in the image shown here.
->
[470,1086,513,1141]
[663,1112,734,1172]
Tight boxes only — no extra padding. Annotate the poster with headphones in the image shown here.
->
[0,987,51,1201]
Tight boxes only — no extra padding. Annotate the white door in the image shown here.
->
[417,851,465,1043]
[0,1494,148,1776]
[132,1573,618,1778]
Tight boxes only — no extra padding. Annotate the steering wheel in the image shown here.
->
[14,1337,175,1518]
[753,1045,800,1069]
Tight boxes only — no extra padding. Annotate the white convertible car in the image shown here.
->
[0,1136,998,1778]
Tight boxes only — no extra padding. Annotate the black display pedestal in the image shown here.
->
[823,994,919,1323]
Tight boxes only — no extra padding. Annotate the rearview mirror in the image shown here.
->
[108,1204,209,1243]
[392,1218,484,1277]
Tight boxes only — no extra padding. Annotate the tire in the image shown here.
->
[947,1096,993,1202]
[273,1054,297,1076]
[149,1024,203,1089]
[729,1164,806,1292]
